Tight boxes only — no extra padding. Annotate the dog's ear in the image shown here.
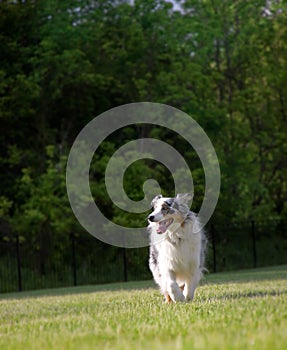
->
[151,194,162,208]
[174,193,193,213]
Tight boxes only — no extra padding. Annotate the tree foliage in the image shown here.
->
[0,0,286,269]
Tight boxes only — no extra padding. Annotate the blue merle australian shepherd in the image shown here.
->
[148,193,207,303]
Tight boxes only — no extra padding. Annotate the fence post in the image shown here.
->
[211,224,217,273]
[15,234,22,292]
[122,248,128,282]
[251,220,257,268]
[71,233,77,286]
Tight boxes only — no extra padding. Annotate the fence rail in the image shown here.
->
[0,219,286,293]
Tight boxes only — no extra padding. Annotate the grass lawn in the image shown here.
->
[0,265,286,350]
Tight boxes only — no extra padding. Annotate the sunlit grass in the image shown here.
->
[0,266,286,350]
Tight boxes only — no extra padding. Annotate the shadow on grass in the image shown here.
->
[0,280,157,300]
[202,264,287,285]
[211,289,287,302]
[1,265,286,301]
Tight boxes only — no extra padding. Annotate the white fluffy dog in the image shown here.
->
[148,193,206,303]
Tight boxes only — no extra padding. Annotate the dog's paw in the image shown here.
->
[184,295,194,302]
[168,282,185,303]
[172,292,185,303]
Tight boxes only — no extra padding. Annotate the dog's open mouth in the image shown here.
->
[156,218,174,234]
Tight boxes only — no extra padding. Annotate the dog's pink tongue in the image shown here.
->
[157,221,167,234]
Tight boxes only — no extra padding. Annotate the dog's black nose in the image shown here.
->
[148,215,155,222]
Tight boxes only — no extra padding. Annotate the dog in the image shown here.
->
[148,193,207,303]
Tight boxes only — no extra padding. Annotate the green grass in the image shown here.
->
[0,266,286,350]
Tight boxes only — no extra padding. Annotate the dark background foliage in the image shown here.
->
[0,0,286,291]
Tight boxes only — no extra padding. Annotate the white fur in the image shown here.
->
[148,194,206,303]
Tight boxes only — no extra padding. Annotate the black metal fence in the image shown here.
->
[209,219,287,272]
[0,219,286,293]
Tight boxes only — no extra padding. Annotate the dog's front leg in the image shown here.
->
[165,271,185,303]
[184,273,200,301]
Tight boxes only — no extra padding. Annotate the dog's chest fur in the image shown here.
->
[150,219,202,277]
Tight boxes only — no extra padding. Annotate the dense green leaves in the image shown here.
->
[0,0,286,255]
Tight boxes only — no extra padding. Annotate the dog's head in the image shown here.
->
[148,193,193,234]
